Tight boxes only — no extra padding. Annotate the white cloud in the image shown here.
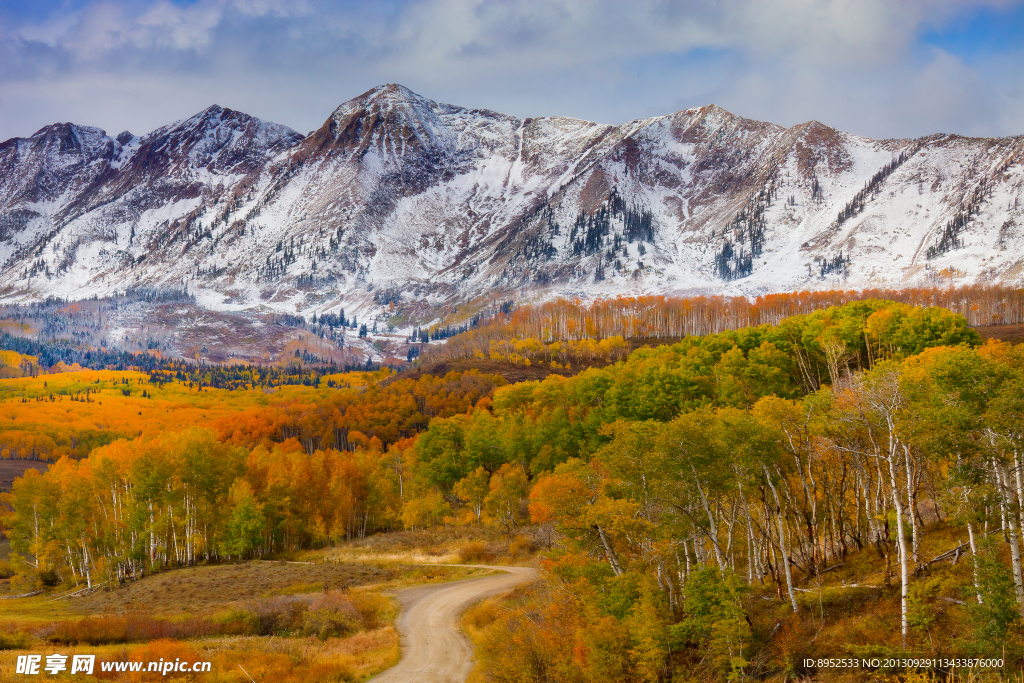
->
[15,0,312,59]
[0,0,1021,141]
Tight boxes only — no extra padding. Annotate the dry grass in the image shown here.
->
[0,458,48,493]
[196,625,401,683]
[34,589,397,646]
[1,554,492,627]
[68,561,398,616]
[0,626,400,682]
[322,525,544,567]
[974,324,1024,345]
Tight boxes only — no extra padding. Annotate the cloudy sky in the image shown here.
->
[1,0,1022,142]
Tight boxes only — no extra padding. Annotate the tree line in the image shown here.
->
[422,285,1024,367]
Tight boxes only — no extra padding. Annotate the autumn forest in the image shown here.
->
[4,288,1024,681]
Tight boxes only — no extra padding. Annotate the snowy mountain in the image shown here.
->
[1,84,1022,324]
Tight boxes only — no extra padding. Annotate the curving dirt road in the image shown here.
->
[368,565,538,683]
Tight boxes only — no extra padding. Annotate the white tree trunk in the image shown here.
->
[691,465,724,568]
[996,460,1024,616]
[1014,452,1024,537]
[903,444,920,565]
[597,524,624,576]
[764,464,798,613]
[967,522,983,604]
[886,454,909,649]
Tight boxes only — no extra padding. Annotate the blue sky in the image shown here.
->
[0,0,1022,142]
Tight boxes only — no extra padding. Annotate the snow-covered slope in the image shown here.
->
[1,84,1022,323]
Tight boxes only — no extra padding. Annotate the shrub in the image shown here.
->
[0,559,14,580]
[217,608,260,636]
[508,534,536,558]
[0,630,32,650]
[458,540,493,564]
[38,568,61,587]
[241,595,309,636]
[9,572,41,595]
[46,589,393,646]
[301,608,360,640]
[349,591,393,629]
[463,598,500,633]
[967,538,1022,656]
[48,612,220,645]
[673,567,752,679]
[299,592,361,639]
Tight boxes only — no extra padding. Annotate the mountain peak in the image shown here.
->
[699,103,735,118]
[309,83,454,156]
[790,119,840,135]
[329,84,442,124]
[29,121,101,138]
[117,105,300,177]
[363,83,434,106]
[173,104,291,138]
[3,122,115,166]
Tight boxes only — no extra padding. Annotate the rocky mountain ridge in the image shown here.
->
[1,84,1022,326]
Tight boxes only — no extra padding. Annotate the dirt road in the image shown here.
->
[368,565,538,683]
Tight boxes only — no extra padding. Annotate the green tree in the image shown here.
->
[674,567,751,680]
[416,415,470,491]
[402,489,452,530]
[626,580,670,683]
[454,466,490,524]
[225,480,265,559]
[969,538,1021,655]
[485,463,530,532]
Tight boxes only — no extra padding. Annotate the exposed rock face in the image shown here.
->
[1,84,1022,321]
